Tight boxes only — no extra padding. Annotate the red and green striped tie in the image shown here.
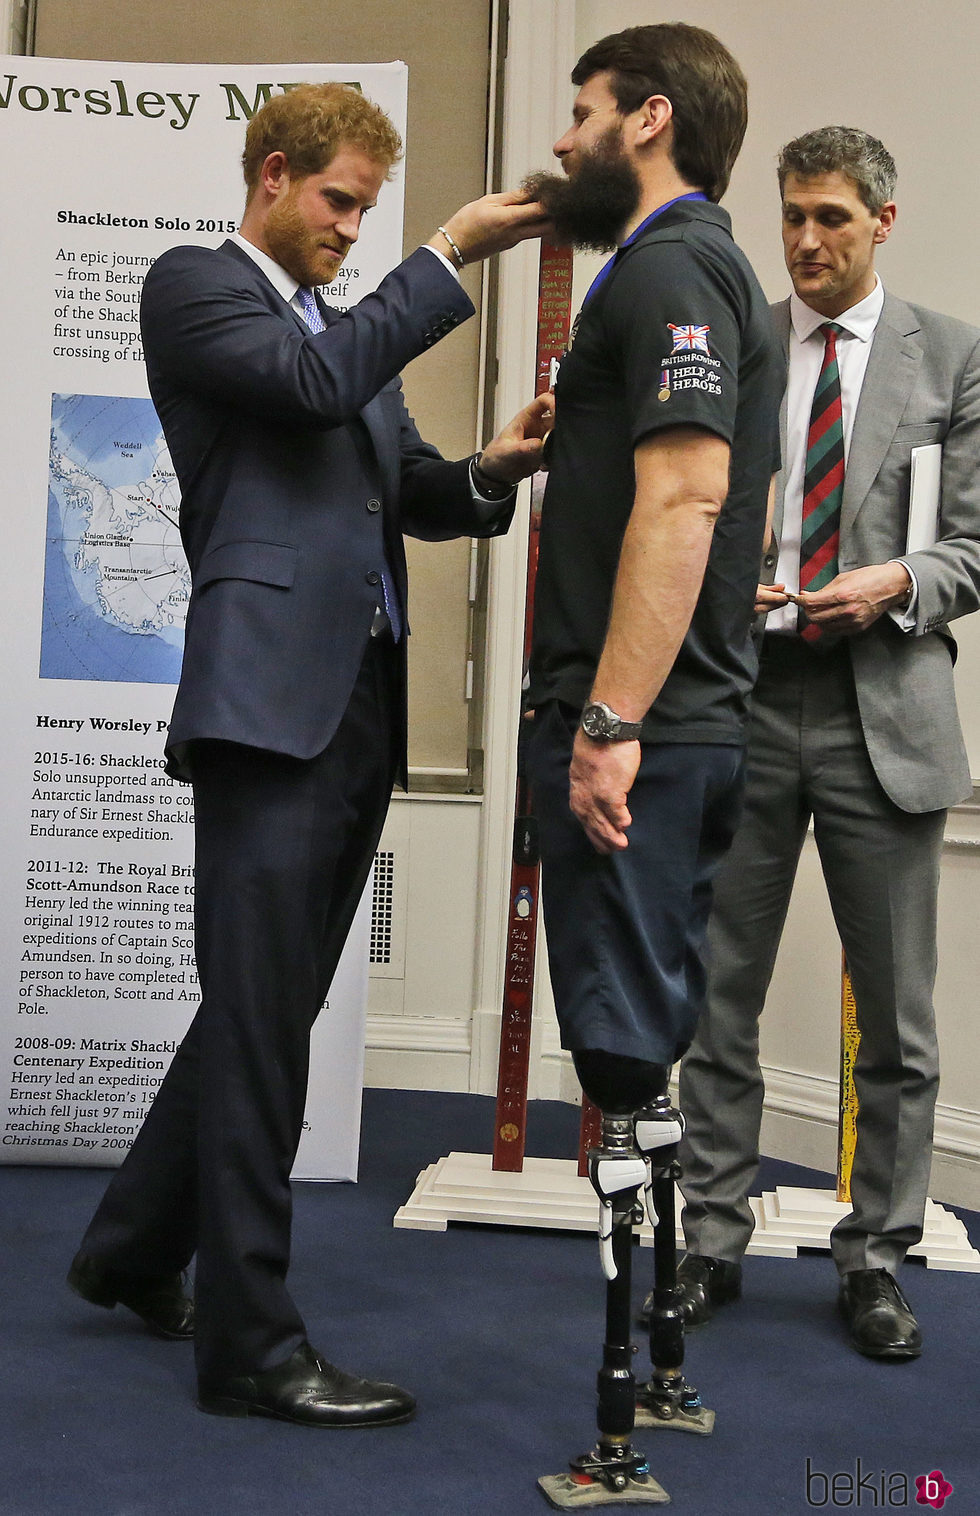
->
[799,321,844,640]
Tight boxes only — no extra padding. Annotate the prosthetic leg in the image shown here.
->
[633,1098,714,1436]
[539,1052,711,1510]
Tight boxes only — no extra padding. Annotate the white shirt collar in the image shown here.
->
[230,230,301,305]
[789,274,884,344]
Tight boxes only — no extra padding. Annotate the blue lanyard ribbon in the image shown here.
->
[583,191,708,306]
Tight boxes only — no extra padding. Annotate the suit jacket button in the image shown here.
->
[366,571,381,586]
[763,554,776,569]
[367,498,381,513]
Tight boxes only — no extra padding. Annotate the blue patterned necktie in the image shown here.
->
[295,286,326,334]
[293,285,401,640]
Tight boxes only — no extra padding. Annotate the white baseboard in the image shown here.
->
[363,1014,471,1093]
[760,1063,980,1211]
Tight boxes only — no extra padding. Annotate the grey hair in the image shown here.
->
[777,126,897,213]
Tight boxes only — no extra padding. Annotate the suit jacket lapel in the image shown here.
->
[311,296,405,587]
[219,239,322,336]
[841,293,922,536]
[360,393,398,500]
[313,298,394,491]
[216,253,399,506]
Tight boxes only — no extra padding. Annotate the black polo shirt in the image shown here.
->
[527,199,783,744]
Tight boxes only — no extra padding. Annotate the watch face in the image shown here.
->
[582,703,613,738]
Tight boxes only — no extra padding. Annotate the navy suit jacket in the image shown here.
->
[139,239,513,782]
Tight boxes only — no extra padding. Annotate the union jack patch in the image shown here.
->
[667,323,711,354]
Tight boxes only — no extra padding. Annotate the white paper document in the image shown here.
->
[907,443,942,552]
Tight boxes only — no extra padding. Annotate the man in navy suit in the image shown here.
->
[67,82,550,1425]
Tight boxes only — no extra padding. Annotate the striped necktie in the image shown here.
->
[799,321,844,640]
[295,286,326,334]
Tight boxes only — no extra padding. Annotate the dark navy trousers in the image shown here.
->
[528,700,745,1068]
[78,633,399,1380]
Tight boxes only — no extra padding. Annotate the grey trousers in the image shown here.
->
[679,636,945,1276]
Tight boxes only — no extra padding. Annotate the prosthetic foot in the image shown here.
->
[538,1052,673,1510]
[633,1100,714,1436]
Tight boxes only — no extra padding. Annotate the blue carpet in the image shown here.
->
[1,1088,977,1515]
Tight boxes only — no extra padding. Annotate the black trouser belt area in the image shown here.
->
[760,632,849,667]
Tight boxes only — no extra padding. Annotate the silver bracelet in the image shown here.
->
[436,225,465,271]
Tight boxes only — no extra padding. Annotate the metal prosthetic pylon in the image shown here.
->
[633,1100,714,1436]
[538,1115,670,1509]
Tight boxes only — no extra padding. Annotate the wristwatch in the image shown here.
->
[579,702,643,741]
[470,455,516,501]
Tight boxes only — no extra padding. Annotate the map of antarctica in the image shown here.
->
[42,393,189,684]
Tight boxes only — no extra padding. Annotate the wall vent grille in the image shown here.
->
[370,850,395,964]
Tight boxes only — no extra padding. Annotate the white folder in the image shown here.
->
[907,443,942,552]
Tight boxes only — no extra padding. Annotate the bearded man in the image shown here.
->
[524,23,782,1177]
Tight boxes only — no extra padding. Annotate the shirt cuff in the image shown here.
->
[469,454,517,503]
[887,558,919,631]
[422,243,460,281]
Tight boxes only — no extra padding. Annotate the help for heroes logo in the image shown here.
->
[658,321,722,402]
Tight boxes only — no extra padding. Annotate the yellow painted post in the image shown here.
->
[837,952,861,1203]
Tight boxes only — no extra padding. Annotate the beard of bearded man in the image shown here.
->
[523,126,642,253]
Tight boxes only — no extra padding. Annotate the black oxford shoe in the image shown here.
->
[197,1342,416,1427]
[68,1251,194,1339]
[639,1253,742,1328]
[838,1268,922,1360]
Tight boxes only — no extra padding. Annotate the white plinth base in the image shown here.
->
[393,1153,980,1272]
[394,1151,661,1245]
[744,1184,980,1271]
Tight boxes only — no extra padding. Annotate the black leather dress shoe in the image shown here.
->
[68,1251,194,1340]
[838,1268,922,1360]
[639,1253,742,1328]
[197,1342,416,1427]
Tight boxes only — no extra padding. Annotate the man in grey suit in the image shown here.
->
[673,126,980,1358]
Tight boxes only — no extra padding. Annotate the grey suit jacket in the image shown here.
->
[768,292,980,812]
